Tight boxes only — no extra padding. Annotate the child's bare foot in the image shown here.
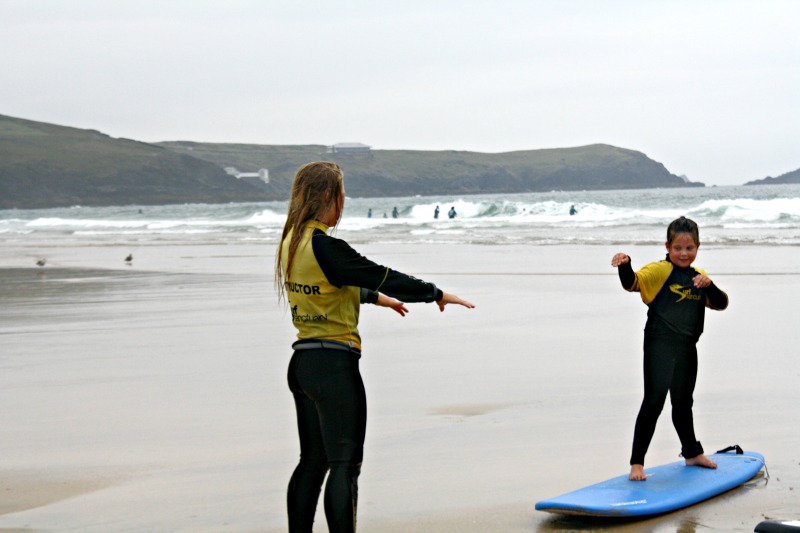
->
[629,464,646,481]
[685,454,718,469]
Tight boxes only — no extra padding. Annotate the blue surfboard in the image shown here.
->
[755,520,800,532]
[535,450,765,517]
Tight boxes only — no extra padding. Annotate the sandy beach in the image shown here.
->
[1,241,798,532]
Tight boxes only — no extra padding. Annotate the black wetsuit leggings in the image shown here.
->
[287,348,366,533]
[630,332,704,465]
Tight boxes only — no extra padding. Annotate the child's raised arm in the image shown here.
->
[611,253,630,267]
[611,253,636,290]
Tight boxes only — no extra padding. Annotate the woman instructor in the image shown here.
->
[275,162,474,532]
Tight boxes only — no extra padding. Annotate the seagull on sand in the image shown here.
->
[36,258,46,267]
[124,254,133,264]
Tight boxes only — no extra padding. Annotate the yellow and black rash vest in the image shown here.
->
[281,220,442,351]
[619,257,728,339]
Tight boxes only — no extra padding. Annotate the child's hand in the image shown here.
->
[693,274,712,288]
[611,253,630,267]
[376,293,409,316]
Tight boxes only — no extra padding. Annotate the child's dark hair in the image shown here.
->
[667,216,700,244]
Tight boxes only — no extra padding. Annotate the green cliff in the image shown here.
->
[161,141,701,200]
[1,113,702,210]
[745,168,800,186]
[0,114,271,209]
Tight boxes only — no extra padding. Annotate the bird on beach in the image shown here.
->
[36,258,46,267]
[124,254,133,264]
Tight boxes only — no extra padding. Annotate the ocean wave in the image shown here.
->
[3,185,799,246]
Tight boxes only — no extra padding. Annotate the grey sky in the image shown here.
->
[2,0,798,185]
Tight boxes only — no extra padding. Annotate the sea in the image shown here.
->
[2,184,800,247]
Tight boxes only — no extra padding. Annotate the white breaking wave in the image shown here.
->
[2,185,799,245]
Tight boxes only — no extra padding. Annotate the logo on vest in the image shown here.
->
[291,305,327,323]
[669,283,701,302]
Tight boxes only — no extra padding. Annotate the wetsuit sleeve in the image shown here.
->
[705,282,729,310]
[313,230,442,303]
[360,288,379,304]
[617,258,635,290]
[693,267,729,310]
[631,261,673,304]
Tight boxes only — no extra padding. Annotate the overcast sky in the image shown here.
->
[2,0,798,186]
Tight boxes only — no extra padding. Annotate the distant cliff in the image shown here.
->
[161,141,702,200]
[744,168,800,186]
[1,113,701,210]
[0,114,272,209]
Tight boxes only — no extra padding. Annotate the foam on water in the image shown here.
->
[2,185,799,245]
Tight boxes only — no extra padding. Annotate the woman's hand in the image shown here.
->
[611,253,630,267]
[436,292,476,312]
[376,293,409,316]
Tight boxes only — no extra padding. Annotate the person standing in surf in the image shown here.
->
[275,161,474,532]
[610,216,728,481]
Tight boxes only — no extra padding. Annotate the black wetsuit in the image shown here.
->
[281,220,441,533]
[618,256,728,465]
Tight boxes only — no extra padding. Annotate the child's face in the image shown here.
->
[665,233,699,268]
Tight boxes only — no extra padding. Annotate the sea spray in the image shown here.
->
[3,185,799,246]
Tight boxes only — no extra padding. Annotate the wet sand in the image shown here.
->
[0,242,798,532]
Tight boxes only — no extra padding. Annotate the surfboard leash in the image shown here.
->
[714,444,770,480]
[715,444,744,454]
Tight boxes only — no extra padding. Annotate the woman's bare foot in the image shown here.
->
[685,454,718,469]
[629,464,646,481]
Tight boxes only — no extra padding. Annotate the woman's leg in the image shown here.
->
[287,353,329,533]
[287,349,366,533]
[318,355,366,533]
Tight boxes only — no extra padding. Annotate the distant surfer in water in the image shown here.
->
[611,216,728,481]
[275,161,474,532]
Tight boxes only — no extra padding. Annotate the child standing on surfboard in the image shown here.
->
[611,216,728,481]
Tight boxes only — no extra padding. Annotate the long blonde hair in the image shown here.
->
[275,161,344,302]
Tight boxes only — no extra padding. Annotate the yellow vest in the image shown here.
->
[280,220,363,350]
